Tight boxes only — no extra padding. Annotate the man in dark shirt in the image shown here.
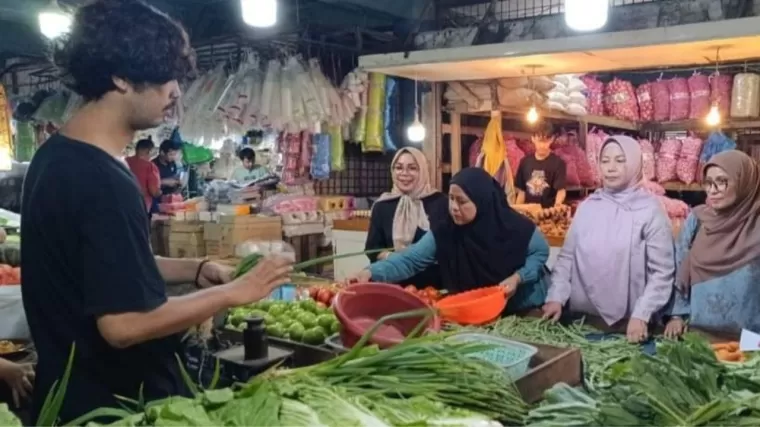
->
[20,1,293,423]
[515,132,567,208]
[151,139,181,213]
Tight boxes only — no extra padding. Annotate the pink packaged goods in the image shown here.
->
[585,130,607,186]
[651,80,670,121]
[688,74,711,119]
[636,83,654,121]
[553,146,581,186]
[710,73,733,116]
[262,194,319,214]
[504,136,525,178]
[655,138,682,183]
[581,75,605,115]
[676,136,704,184]
[639,139,656,181]
[668,77,690,121]
[604,78,639,121]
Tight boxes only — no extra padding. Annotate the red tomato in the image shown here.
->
[316,288,332,305]
[404,285,417,293]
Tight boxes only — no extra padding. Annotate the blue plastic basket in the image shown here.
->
[448,333,538,379]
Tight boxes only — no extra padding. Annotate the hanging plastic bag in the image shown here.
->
[328,123,345,171]
[383,76,399,152]
[310,133,331,180]
[363,73,386,152]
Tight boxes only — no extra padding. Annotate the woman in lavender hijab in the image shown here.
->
[542,136,676,343]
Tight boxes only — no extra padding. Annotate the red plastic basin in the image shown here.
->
[333,282,441,349]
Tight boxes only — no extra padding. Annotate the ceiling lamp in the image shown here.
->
[705,104,721,127]
[526,106,539,124]
[241,0,277,28]
[39,1,72,40]
[565,0,608,32]
[407,77,426,143]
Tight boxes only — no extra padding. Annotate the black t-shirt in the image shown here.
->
[365,192,448,289]
[21,134,189,424]
[515,153,567,208]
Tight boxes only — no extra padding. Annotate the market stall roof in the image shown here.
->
[358,16,760,81]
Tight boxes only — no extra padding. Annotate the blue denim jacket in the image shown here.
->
[669,212,760,333]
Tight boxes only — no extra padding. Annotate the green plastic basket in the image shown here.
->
[448,333,538,379]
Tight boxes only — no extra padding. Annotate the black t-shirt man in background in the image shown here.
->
[515,131,567,208]
[20,1,293,423]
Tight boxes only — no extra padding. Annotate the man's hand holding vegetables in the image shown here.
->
[0,359,33,408]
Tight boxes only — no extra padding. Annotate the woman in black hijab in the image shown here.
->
[350,168,550,314]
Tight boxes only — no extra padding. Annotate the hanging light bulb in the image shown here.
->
[407,113,426,143]
[38,1,71,39]
[526,106,539,124]
[565,0,608,32]
[241,0,277,28]
[705,103,721,127]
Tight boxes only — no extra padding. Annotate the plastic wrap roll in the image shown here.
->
[382,76,399,153]
[328,123,345,171]
[730,73,760,118]
[363,73,386,152]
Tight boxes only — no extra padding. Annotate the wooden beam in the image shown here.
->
[450,112,462,175]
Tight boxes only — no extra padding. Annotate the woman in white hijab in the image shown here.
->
[364,147,448,288]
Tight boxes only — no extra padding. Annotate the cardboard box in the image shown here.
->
[204,216,283,257]
[168,220,206,258]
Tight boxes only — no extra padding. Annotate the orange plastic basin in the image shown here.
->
[435,286,507,325]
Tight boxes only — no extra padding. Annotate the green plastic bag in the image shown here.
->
[182,142,213,165]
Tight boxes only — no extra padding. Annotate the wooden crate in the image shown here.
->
[515,341,583,404]
[168,221,206,258]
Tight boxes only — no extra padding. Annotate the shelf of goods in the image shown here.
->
[358,15,760,191]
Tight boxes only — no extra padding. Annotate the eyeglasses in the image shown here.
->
[702,178,729,192]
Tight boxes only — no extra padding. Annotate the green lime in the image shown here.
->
[228,312,246,327]
[316,314,334,330]
[303,326,327,346]
[297,312,317,329]
[288,323,306,342]
[263,314,276,325]
[257,300,273,311]
[298,299,318,313]
[249,309,268,319]
[330,319,341,335]
[266,323,286,338]
[268,305,286,317]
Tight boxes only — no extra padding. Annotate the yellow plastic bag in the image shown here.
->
[328,123,345,171]
[481,115,505,177]
[363,73,386,152]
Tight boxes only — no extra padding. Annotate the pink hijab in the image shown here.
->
[572,135,656,325]
[376,147,437,250]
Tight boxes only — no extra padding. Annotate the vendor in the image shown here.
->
[20,2,294,423]
[153,139,181,193]
[515,129,567,208]
[229,147,268,183]
[126,137,161,213]
[365,147,447,289]
[350,167,549,314]
[665,151,760,338]
[542,136,675,343]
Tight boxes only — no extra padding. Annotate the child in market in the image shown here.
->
[542,136,676,343]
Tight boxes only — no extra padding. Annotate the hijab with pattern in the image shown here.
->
[680,150,760,288]
[431,167,536,293]
[375,147,437,250]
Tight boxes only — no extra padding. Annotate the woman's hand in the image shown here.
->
[664,316,687,339]
[626,317,649,343]
[343,269,372,286]
[499,274,520,297]
[541,302,563,322]
[0,361,34,408]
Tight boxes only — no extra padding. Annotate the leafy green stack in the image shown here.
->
[72,335,527,426]
[225,299,340,346]
[526,335,760,426]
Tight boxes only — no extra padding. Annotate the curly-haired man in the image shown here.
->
[21,1,293,422]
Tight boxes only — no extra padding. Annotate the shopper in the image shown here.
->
[664,150,760,339]
[125,137,161,213]
[515,129,567,208]
[20,1,293,423]
[349,167,549,314]
[542,136,675,343]
[365,147,448,289]
[229,146,268,183]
